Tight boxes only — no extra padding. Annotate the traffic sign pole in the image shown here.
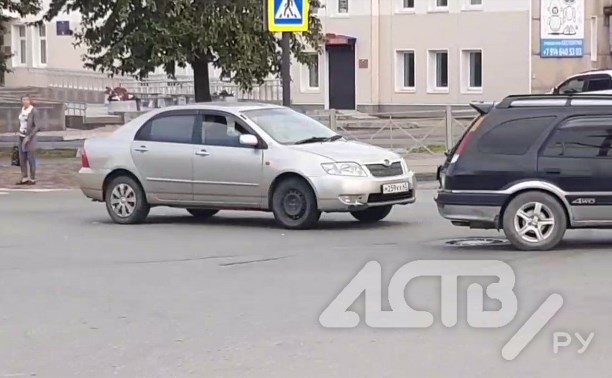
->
[281,32,291,107]
[266,0,310,107]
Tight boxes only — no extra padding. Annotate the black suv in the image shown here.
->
[436,94,612,251]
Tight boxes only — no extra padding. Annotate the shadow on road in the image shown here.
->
[95,214,409,231]
[438,236,612,252]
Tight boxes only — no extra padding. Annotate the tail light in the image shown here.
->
[81,148,90,168]
[450,116,485,164]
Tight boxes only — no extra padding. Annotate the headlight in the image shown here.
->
[321,162,367,177]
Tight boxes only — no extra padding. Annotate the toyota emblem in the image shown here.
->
[383,159,391,167]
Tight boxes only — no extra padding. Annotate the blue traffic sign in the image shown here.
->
[267,0,309,32]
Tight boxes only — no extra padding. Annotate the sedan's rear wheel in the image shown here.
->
[502,192,566,251]
[351,205,393,223]
[272,177,321,229]
[187,209,219,219]
[105,176,150,224]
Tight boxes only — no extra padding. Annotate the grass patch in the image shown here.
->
[409,144,448,154]
[0,148,78,159]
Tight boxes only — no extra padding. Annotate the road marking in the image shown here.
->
[0,188,71,193]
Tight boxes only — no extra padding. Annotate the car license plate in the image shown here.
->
[382,182,410,194]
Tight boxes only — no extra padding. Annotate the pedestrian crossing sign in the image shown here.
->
[267,0,310,32]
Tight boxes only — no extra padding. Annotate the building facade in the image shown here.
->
[292,0,612,111]
[2,0,612,111]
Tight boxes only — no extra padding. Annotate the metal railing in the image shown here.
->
[118,78,282,103]
[311,105,477,155]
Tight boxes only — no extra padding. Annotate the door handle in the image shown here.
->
[544,168,561,174]
[195,149,209,156]
[134,145,149,153]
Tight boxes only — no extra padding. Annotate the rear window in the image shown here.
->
[446,115,484,162]
[478,117,555,156]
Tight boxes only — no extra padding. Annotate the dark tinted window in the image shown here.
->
[478,117,555,155]
[136,115,196,144]
[586,76,612,92]
[543,118,612,158]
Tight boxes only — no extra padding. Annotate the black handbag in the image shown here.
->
[11,145,20,166]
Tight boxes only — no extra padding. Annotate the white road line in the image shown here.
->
[0,188,71,192]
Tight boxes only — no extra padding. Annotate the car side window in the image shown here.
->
[478,117,555,156]
[543,118,612,158]
[200,113,252,147]
[135,114,196,144]
[585,76,612,92]
[557,76,586,94]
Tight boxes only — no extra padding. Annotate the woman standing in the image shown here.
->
[17,95,40,185]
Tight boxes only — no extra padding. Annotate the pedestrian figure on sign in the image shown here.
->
[16,95,41,185]
[283,0,296,18]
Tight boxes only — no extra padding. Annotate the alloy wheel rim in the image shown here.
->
[110,183,136,218]
[513,202,555,243]
[282,189,306,220]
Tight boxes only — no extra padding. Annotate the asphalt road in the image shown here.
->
[1,188,611,377]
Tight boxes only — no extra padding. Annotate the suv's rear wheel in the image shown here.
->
[502,192,567,251]
[351,205,393,223]
[105,176,150,224]
[271,177,321,229]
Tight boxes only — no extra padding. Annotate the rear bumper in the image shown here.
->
[78,168,108,202]
[435,191,507,227]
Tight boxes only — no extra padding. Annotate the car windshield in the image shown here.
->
[242,108,337,145]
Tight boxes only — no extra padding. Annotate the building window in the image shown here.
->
[301,53,320,91]
[403,0,415,9]
[462,50,482,92]
[434,0,449,9]
[464,0,483,10]
[37,25,47,66]
[396,50,415,91]
[429,50,449,91]
[338,0,349,14]
[15,25,27,65]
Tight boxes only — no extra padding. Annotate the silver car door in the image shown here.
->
[192,111,265,207]
[131,110,198,203]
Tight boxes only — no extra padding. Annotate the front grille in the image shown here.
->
[368,190,414,203]
[366,162,403,177]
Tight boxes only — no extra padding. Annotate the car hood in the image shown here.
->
[290,140,401,163]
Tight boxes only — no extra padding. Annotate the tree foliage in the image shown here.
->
[0,0,42,75]
[45,0,325,101]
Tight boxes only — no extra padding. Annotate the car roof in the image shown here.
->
[151,101,284,113]
[566,70,612,79]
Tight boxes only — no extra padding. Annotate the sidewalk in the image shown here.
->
[0,125,119,143]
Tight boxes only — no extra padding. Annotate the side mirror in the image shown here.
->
[239,134,259,147]
[552,87,560,94]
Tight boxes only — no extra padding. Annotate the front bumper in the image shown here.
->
[435,191,507,227]
[312,171,416,212]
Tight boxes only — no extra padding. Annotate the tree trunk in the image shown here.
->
[191,56,211,102]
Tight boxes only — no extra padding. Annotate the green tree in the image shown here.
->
[45,0,324,101]
[0,0,42,76]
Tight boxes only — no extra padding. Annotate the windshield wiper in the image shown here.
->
[325,135,344,142]
[294,137,330,145]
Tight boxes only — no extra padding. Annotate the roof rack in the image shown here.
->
[497,94,612,109]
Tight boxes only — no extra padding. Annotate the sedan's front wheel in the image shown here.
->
[187,209,219,219]
[351,205,393,223]
[272,177,321,229]
[105,176,150,224]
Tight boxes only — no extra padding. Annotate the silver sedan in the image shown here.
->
[78,102,416,229]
